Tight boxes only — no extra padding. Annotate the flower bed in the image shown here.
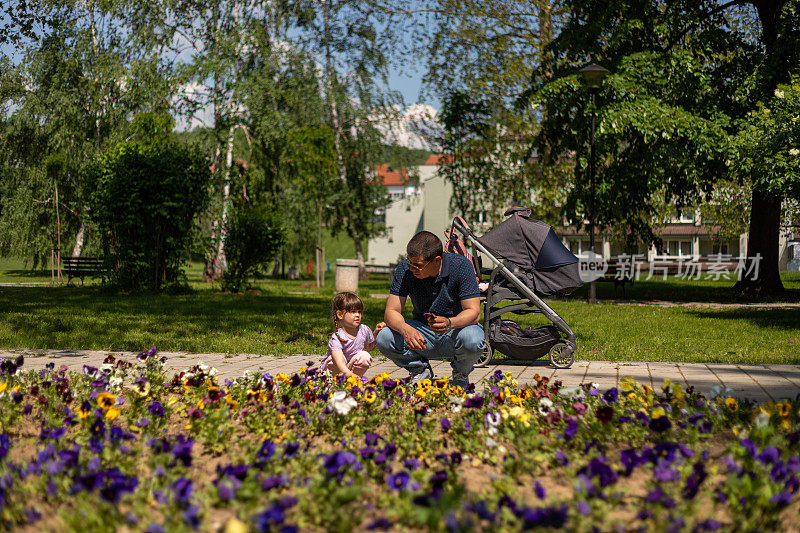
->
[0,349,798,531]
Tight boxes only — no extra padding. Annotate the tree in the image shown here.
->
[527,0,800,294]
[328,109,388,279]
[221,201,284,292]
[87,131,211,291]
[0,0,174,265]
[294,0,402,277]
[160,0,280,281]
[285,125,339,285]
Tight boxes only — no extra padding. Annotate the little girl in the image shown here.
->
[321,292,385,378]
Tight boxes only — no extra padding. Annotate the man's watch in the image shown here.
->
[446,317,452,331]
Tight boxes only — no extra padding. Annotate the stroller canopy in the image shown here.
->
[477,207,582,296]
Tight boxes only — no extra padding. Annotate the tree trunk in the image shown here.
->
[316,203,323,288]
[733,188,784,294]
[202,143,223,282]
[354,236,368,280]
[54,178,62,279]
[212,125,236,276]
[730,0,787,295]
[71,222,87,256]
[322,0,347,182]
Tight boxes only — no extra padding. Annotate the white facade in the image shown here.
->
[367,163,453,265]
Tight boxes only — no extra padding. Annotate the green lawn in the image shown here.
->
[1,273,798,364]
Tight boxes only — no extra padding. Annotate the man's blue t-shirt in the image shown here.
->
[390,253,481,322]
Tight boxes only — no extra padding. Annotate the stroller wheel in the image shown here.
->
[548,343,574,369]
[475,344,494,367]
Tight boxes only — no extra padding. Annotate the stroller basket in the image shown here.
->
[490,322,561,361]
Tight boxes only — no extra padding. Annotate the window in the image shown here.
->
[664,240,692,257]
[669,209,695,223]
[569,240,592,255]
[712,243,729,255]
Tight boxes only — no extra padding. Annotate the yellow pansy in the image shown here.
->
[415,389,427,398]
[508,405,531,427]
[105,407,120,421]
[224,396,238,408]
[435,377,449,389]
[619,376,636,392]
[651,406,666,419]
[96,392,116,411]
[0,382,7,394]
[777,401,791,418]
[276,373,290,383]
[364,390,377,404]
[725,397,739,412]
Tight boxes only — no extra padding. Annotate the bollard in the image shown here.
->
[335,259,360,293]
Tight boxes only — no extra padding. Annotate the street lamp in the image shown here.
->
[579,63,609,304]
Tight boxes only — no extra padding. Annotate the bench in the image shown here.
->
[597,261,634,297]
[61,257,105,286]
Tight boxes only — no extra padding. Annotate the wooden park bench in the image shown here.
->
[61,257,105,286]
[597,260,635,297]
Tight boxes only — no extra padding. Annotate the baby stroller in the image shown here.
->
[446,207,582,369]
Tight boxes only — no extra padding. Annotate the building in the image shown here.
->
[367,155,453,265]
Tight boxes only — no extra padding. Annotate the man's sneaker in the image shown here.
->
[451,372,469,390]
[409,364,433,387]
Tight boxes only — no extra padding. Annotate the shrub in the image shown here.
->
[221,202,284,292]
[88,140,211,291]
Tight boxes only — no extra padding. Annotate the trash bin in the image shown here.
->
[335,259,360,293]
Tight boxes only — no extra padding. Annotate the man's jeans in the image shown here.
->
[375,319,485,382]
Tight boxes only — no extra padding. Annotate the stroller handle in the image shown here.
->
[451,217,471,236]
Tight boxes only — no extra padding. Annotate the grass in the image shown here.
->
[0,272,798,364]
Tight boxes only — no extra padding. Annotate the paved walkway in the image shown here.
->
[3,349,799,404]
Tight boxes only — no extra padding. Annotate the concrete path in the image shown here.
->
[3,348,799,404]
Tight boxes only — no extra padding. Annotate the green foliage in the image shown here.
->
[221,202,285,293]
[87,139,212,291]
[735,82,800,201]
[437,90,568,226]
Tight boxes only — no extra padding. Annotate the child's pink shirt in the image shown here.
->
[319,324,374,369]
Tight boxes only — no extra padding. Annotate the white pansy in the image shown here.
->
[561,387,585,401]
[789,148,799,156]
[485,411,501,435]
[449,395,464,413]
[329,390,358,415]
[754,411,770,429]
[775,89,785,98]
[710,384,735,399]
[538,397,554,415]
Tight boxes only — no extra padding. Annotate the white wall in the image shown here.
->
[367,192,424,265]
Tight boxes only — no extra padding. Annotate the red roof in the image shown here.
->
[423,154,453,165]
[374,164,408,186]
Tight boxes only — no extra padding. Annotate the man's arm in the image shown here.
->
[429,297,481,334]
[384,294,426,350]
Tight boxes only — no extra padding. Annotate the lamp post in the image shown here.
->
[579,63,609,304]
